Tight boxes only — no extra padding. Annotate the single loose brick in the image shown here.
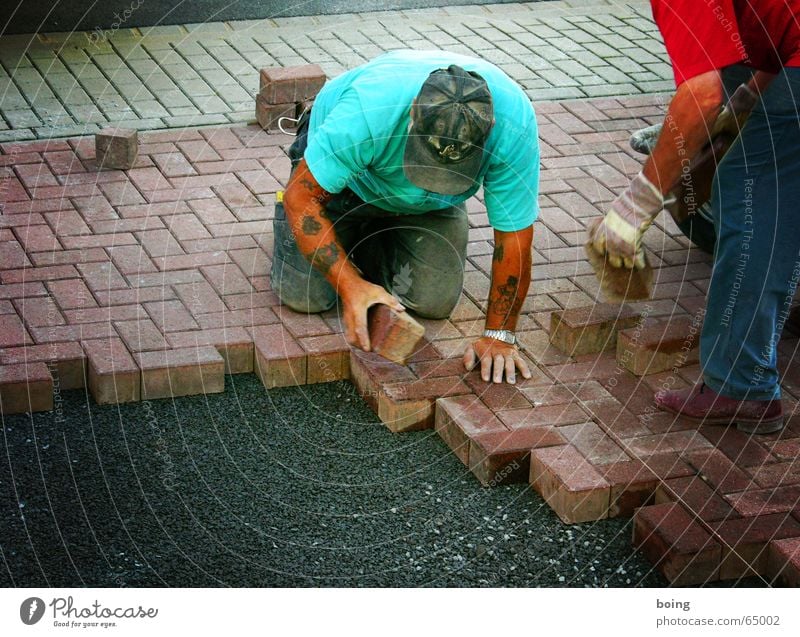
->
[633,502,722,585]
[259,64,326,105]
[95,127,138,170]
[378,376,470,433]
[529,445,611,524]
[435,394,506,465]
[349,348,415,412]
[251,324,306,389]
[768,537,800,586]
[0,362,53,414]
[368,305,425,365]
[135,346,224,400]
[549,302,641,356]
[83,338,140,404]
[299,333,350,384]
[255,98,297,131]
[617,316,701,376]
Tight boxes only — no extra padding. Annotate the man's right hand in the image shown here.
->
[587,171,671,270]
[341,279,405,351]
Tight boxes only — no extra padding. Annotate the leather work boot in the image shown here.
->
[654,383,784,434]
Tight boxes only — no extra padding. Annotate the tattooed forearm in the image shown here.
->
[308,242,340,275]
[490,275,520,316]
[302,215,322,235]
[492,242,504,262]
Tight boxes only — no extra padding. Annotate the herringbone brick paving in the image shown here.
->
[0,1,669,142]
[2,92,799,586]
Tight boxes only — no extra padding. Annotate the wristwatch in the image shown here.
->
[483,329,516,346]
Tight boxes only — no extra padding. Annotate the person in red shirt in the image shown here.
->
[589,0,800,434]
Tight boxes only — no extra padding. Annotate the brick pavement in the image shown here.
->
[2,90,800,586]
[0,0,671,142]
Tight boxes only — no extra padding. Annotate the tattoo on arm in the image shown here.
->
[492,242,504,263]
[302,215,322,236]
[308,242,340,275]
[299,177,317,192]
[491,275,523,317]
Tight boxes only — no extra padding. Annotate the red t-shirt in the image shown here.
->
[651,0,800,85]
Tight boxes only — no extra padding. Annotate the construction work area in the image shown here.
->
[1,0,799,591]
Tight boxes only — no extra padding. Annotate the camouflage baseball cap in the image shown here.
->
[403,64,493,196]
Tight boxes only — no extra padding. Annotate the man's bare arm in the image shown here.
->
[464,225,534,384]
[485,226,533,330]
[283,159,403,349]
[642,69,725,195]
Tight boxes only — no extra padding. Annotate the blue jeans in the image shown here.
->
[701,66,800,400]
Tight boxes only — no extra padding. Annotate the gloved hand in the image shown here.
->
[711,83,757,138]
[588,171,673,270]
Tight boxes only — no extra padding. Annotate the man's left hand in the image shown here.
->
[463,337,532,385]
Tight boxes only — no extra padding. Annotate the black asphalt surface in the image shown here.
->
[1,1,550,36]
[0,374,766,588]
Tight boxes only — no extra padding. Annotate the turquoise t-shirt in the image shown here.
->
[304,50,540,232]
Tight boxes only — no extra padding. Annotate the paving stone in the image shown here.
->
[0,341,85,390]
[251,323,306,389]
[521,380,611,406]
[710,514,800,580]
[656,476,738,523]
[0,362,53,414]
[255,99,298,131]
[724,485,800,517]
[633,502,722,586]
[496,403,588,429]
[368,304,425,365]
[0,313,32,347]
[299,333,350,384]
[83,337,140,404]
[768,537,800,587]
[95,127,138,169]
[599,459,659,518]
[617,316,702,376]
[684,448,755,494]
[464,374,532,411]
[378,376,471,433]
[550,302,642,356]
[530,445,611,524]
[259,64,326,104]
[557,420,630,465]
[166,327,254,374]
[435,394,506,465]
[470,426,565,487]
[349,348,416,412]
[135,345,224,400]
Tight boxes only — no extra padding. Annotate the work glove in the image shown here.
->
[587,171,674,270]
[711,83,757,138]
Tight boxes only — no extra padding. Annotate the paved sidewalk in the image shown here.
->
[0,1,671,142]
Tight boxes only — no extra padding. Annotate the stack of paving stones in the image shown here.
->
[256,64,326,131]
[1,94,799,587]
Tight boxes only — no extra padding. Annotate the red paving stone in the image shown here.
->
[2,96,800,585]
